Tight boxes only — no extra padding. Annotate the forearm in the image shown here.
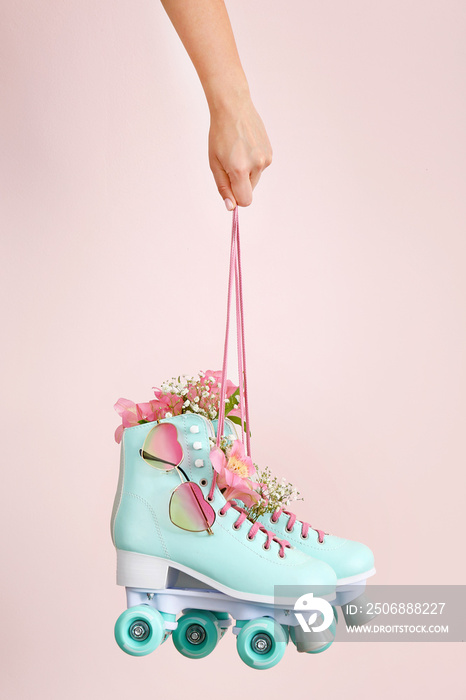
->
[160,0,250,112]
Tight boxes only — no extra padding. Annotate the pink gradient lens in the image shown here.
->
[169,482,216,533]
[141,422,183,471]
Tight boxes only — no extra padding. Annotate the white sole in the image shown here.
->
[336,567,376,587]
[116,549,335,606]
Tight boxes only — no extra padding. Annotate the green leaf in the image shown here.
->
[227,414,251,437]
[224,387,239,417]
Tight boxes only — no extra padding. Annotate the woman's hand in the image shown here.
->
[209,96,273,210]
[160,0,272,209]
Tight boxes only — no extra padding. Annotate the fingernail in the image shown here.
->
[224,198,235,211]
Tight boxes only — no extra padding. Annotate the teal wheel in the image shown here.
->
[289,616,336,655]
[236,617,287,670]
[114,605,165,657]
[172,610,221,659]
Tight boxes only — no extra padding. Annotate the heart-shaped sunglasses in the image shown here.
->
[139,422,215,535]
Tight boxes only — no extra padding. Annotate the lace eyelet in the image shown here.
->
[285,526,293,534]
[232,523,240,531]
[207,496,214,503]
[318,538,324,545]
[278,552,286,559]
[269,516,277,525]
[247,534,254,541]
[262,543,270,551]
[300,532,309,540]
[199,478,208,487]
[218,509,227,517]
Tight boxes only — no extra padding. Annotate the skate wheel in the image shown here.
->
[236,617,287,670]
[172,610,221,659]
[114,605,165,657]
[289,616,336,654]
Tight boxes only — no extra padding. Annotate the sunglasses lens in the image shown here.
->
[142,423,183,471]
[169,482,216,532]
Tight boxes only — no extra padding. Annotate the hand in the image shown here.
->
[208,96,273,210]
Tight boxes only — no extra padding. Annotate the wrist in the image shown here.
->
[204,74,251,116]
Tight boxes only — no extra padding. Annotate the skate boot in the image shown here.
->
[111,413,338,668]
[216,417,376,629]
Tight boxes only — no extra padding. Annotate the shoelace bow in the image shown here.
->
[209,209,291,558]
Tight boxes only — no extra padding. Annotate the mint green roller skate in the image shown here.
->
[111,413,337,669]
[215,417,376,632]
[257,499,375,628]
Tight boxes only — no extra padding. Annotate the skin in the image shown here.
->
[160,0,272,209]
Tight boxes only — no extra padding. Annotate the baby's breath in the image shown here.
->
[246,466,302,522]
[157,371,230,420]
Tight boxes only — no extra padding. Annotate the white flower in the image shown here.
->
[165,412,172,418]
[194,396,199,403]
[183,400,190,408]
[192,404,199,412]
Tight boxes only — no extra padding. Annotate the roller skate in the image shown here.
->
[111,413,338,668]
[216,416,376,630]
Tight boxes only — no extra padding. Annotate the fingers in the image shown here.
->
[228,167,254,208]
[210,158,254,209]
[249,151,272,190]
[227,152,271,206]
[210,158,237,210]
[211,155,272,210]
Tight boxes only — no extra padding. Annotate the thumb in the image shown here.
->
[211,159,237,211]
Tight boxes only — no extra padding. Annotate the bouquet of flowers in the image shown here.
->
[114,369,301,521]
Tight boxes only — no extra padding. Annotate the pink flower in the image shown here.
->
[196,370,238,417]
[201,370,237,399]
[113,397,172,443]
[227,440,256,478]
[152,390,183,416]
[210,440,259,507]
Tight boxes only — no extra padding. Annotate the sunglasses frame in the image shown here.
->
[168,481,215,535]
[140,422,215,536]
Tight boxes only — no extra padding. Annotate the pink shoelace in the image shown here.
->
[270,508,326,544]
[208,208,291,558]
[219,501,290,558]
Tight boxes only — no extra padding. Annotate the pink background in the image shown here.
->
[1,1,465,697]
